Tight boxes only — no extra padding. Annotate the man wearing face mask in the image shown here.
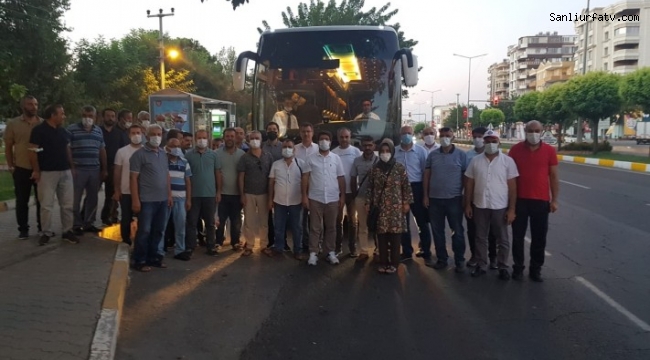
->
[393,125,430,262]
[294,123,319,253]
[262,122,285,250]
[419,127,440,154]
[350,136,379,261]
[507,120,559,282]
[113,125,144,245]
[423,127,468,272]
[68,106,108,235]
[117,109,133,134]
[136,111,151,145]
[185,129,222,256]
[162,138,193,260]
[464,130,518,280]
[100,108,129,226]
[272,95,299,138]
[215,128,245,250]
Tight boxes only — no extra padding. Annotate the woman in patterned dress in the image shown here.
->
[365,139,413,274]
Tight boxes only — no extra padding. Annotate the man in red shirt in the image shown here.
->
[508,120,559,282]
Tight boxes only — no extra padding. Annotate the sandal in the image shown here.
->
[377,266,387,273]
[385,266,397,274]
[134,264,151,272]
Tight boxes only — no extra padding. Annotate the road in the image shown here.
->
[610,140,650,156]
[115,162,650,360]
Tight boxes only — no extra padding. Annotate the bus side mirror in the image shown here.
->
[402,53,418,87]
[233,51,258,91]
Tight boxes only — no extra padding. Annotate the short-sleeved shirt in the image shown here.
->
[508,142,558,201]
[29,121,71,172]
[215,147,245,195]
[294,142,319,161]
[331,145,362,193]
[465,153,519,210]
[303,151,345,204]
[4,115,43,169]
[269,158,305,206]
[394,144,428,183]
[67,123,105,169]
[101,125,129,167]
[237,151,274,195]
[114,144,141,194]
[129,146,169,202]
[350,153,378,200]
[425,145,467,199]
[169,157,192,198]
[465,147,484,168]
[184,148,220,198]
[262,140,283,161]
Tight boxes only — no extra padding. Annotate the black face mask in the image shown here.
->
[267,131,278,140]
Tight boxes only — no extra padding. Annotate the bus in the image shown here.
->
[232,25,419,146]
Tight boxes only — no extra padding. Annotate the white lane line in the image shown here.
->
[559,180,591,189]
[524,236,552,256]
[575,276,650,332]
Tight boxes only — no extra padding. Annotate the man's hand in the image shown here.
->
[268,200,274,211]
[132,199,141,214]
[101,170,108,181]
[402,203,410,214]
[302,196,310,210]
[241,195,247,207]
[112,191,121,202]
[30,171,40,183]
[465,205,473,219]
[423,197,429,208]
[339,196,345,210]
[216,193,221,204]
[550,200,558,213]
[168,196,173,208]
[185,199,192,211]
[506,209,516,225]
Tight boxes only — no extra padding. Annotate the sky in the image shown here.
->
[62,0,617,120]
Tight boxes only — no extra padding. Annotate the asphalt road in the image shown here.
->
[115,162,650,360]
[610,140,650,156]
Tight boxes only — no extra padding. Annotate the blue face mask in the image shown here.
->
[401,134,413,144]
[169,147,184,158]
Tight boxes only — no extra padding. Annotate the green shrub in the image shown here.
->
[561,141,612,152]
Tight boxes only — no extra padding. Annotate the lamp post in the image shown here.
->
[577,0,590,142]
[421,89,442,124]
[453,53,487,118]
[456,93,460,136]
[147,8,175,89]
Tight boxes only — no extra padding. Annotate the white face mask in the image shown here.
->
[440,137,452,147]
[484,142,499,154]
[124,122,132,128]
[526,132,541,145]
[141,120,150,128]
[130,134,142,144]
[423,135,436,146]
[473,138,484,149]
[82,117,94,127]
[282,148,293,158]
[149,135,161,147]
[249,139,261,149]
[318,140,330,151]
[196,139,208,148]
[379,153,391,162]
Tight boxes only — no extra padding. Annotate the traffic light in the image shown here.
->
[408,112,412,118]
[493,96,499,106]
[463,107,468,119]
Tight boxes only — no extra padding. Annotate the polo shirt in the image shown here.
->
[331,145,362,193]
[185,148,220,198]
[114,144,141,194]
[394,144,427,183]
[67,123,105,169]
[508,142,558,201]
[236,151,274,195]
[129,146,169,202]
[215,147,245,195]
[29,121,71,172]
[303,151,345,204]
[169,157,192,198]
[464,153,519,210]
[350,153,378,200]
[262,140,283,161]
[4,115,43,169]
[419,142,440,155]
[269,158,305,206]
[101,125,129,167]
[425,145,467,199]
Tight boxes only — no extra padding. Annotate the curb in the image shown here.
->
[0,199,36,213]
[454,143,650,173]
[89,243,130,360]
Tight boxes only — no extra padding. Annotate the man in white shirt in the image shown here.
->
[354,100,380,120]
[331,127,362,257]
[272,95,299,137]
[268,139,306,259]
[464,130,518,280]
[113,125,143,245]
[419,126,440,154]
[301,130,345,266]
[294,122,319,253]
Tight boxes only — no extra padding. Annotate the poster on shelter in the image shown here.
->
[149,98,189,130]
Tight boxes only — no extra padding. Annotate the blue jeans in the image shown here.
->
[273,203,303,254]
[158,198,186,256]
[401,182,432,258]
[134,201,169,265]
[428,196,466,265]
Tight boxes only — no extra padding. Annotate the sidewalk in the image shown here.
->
[0,191,129,360]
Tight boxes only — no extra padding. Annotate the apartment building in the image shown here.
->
[573,0,650,75]
[533,60,575,91]
[487,60,509,100]
[507,32,577,97]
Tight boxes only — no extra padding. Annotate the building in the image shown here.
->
[434,103,458,128]
[533,60,575,91]
[507,32,577,97]
[487,60,509,100]
[573,0,650,75]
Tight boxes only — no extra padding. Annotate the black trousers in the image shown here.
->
[511,199,550,272]
[13,167,41,233]
[466,213,497,261]
[100,165,118,223]
[216,194,242,247]
[378,233,401,267]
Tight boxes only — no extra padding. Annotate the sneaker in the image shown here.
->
[424,257,435,267]
[455,263,466,273]
[18,231,29,240]
[467,258,478,267]
[84,225,102,233]
[430,260,448,270]
[400,254,413,262]
[498,269,511,281]
[489,258,498,270]
[38,234,50,246]
[174,252,192,261]
[529,271,544,282]
[206,249,219,257]
[349,252,359,258]
[284,244,291,252]
[73,227,84,236]
[307,252,318,266]
[327,252,340,265]
[62,231,80,244]
[512,269,524,281]
[415,250,425,258]
[471,267,487,277]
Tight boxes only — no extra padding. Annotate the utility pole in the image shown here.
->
[456,93,460,136]
[147,8,175,89]
[577,0,590,142]
[454,53,487,126]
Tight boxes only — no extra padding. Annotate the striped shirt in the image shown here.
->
[169,157,192,198]
[67,123,105,169]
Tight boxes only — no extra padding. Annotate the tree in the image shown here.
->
[443,104,481,131]
[479,108,505,127]
[620,68,650,113]
[201,0,248,10]
[514,91,540,122]
[489,94,517,125]
[413,122,426,134]
[536,84,573,150]
[562,72,622,153]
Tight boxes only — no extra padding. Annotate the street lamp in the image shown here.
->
[168,49,180,60]
[147,8,175,89]
[421,89,442,123]
[453,53,487,116]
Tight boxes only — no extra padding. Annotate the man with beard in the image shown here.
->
[100,108,129,225]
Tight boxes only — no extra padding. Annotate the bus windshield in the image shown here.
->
[252,28,402,145]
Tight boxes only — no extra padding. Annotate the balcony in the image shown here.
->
[612,64,637,74]
[612,49,639,62]
[613,34,639,46]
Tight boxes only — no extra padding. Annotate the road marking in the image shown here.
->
[559,180,591,189]
[560,161,650,176]
[575,276,650,332]
[524,236,552,256]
